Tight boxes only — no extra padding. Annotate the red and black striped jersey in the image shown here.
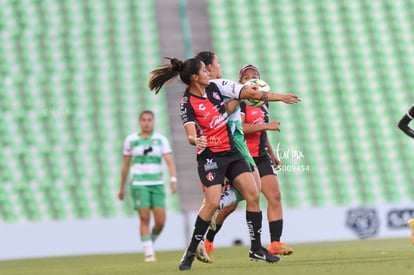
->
[240,102,269,157]
[180,82,235,154]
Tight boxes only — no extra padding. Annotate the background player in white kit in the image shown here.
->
[118,110,177,262]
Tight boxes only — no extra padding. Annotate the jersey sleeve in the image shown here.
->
[209,79,244,99]
[239,101,246,114]
[160,135,172,154]
[180,94,195,126]
[122,136,132,156]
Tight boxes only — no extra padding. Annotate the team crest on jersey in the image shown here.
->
[204,158,218,171]
[181,96,188,103]
[206,172,215,181]
[212,92,220,100]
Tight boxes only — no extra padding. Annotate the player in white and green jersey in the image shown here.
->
[118,110,177,262]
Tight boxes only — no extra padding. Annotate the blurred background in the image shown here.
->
[0,0,413,260]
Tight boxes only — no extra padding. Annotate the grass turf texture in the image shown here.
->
[1,238,413,275]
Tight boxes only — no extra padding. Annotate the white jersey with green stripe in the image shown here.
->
[123,132,172,186]
[209,79,244,135]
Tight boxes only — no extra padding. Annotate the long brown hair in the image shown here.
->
[148,57,203,94]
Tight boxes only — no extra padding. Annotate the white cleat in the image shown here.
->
[196,240,212,263]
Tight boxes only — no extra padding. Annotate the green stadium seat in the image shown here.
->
[208,0,414,207]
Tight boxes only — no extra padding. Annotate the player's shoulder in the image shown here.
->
[125,132,140,141]
[152,132,166,139]
[152,132,170,142]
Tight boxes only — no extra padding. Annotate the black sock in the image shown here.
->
[269,219,283,242]
[246,211,262,251]
[188,215,210,253]
[206,224,223,242]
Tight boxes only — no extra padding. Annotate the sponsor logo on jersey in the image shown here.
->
[253,118,264,125]
[209,115,227,129]
[204,158,218,171]
[230,83,237,95]
[198,103,206,111]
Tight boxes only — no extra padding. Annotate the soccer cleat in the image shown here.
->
[179,250,196,271]
[267,241,294,256]
[144,254,157,262]
[219,189,239,210]
[204,239,215,263]
[195,240,212,263]
[249,247,281,263]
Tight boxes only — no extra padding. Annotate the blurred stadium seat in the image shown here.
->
[1,0,413,224]
[0,0,177,223]
[208,0,414,208]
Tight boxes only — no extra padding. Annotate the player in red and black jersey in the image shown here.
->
[148,57,280,270]
[239,65,293,256]
[398,104,414,138]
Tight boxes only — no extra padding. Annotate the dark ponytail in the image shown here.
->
[195,51,215,66]
[148,57,203,94]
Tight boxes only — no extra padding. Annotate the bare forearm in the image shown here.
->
[242,123,269,135]
[225,99,241,115]
[120,168,128,190]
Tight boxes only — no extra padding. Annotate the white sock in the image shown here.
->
[142,240,155,257]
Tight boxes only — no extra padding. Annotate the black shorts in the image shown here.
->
[253,154,276,177]
[197,148,252,188]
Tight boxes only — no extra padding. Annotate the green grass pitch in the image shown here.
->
[1,238,413,275]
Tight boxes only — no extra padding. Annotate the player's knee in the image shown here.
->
[271,192,282,203]
[139,215,150,225]
[245,191,260,204]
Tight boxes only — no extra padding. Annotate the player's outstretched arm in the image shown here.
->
[398,105,414,138]
[239,85,301,104]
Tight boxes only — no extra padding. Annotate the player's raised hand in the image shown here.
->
[282,94,301,104]
[267,120,281,132]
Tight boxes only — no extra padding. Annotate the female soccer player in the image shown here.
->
[196,57,294,261]
[239,64,293,255]
[148,57,280,271]
[118,110,177,262]
[398,105,414,138]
